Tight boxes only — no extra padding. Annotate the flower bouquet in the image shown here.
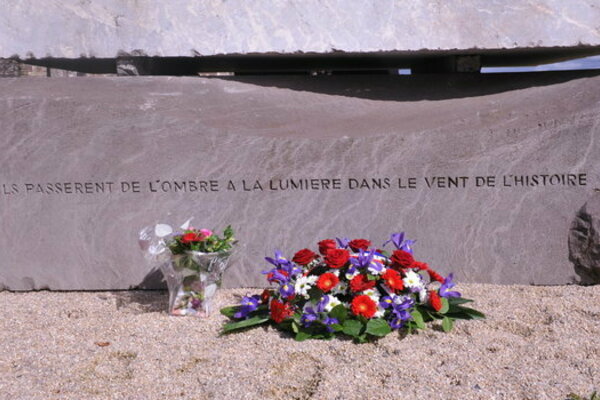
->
[139,220,236,317]
[221,233,484,342]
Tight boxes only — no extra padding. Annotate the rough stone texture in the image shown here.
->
[0,59,20,77]
[569,193,600,284]
[2,0,600,59]
[0,72,599,290]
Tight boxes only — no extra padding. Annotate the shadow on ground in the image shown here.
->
[222,70,600,102]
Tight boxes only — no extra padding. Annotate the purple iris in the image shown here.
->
[265,250,292,269]
[383,232,415,254]
[262,250,302,284]
[323,317,339,332]
[279,282,295,298]
[350,249,375,269]
[336,237,350,249]
[300,296,329,328]
[389,296,414,329]
[379,296,393,309]
[439,273,461,298]
[234,295,260,319]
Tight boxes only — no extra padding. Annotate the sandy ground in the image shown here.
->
[1,284,599,400]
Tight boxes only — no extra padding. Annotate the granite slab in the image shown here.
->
[0,72,599,289]
[2,0,600,59]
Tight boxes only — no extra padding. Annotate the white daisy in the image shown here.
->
[330,281,348,296]
[294,275,318,298]
[403,270,423,290]
[324,295,342,312]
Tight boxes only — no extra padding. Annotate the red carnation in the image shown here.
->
[318,239,337,255]
[427,269,445,283]
[429,290,442,312]
[391,250,415,269]
[349,274,376,292]
[382,269,404,291]
[270,299,293,324]
[316,273,339,292]
[351,295,377,318]
[324,249,350,269]
[292,248,318,266]
[181,232,202,244]
[348,239,371,252]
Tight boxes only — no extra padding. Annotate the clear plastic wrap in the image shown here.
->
[138,219,234,317]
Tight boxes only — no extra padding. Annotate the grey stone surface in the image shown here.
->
[0,72,599,290]
[0,59,20,77]
[569,193,600,284]
[2,0,600,59]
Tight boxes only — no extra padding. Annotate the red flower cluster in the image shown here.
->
[181,232,205,244]
[270,299,294,323]
[351,295,377,318]
[348,239,371,252]
[292,248,318,266]
[324,249,350,269]
[318,239,337,255]
[382,269,404,291]
[350,274,376,292]
[317,273,339,292]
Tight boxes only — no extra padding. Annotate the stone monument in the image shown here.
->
[1,1,599,290]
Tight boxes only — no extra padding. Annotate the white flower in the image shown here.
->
[330,281,347,296]
[403,270,423,290]
[374,305,385,318]
[294,275,318,298]
[367,263,384,276]
[324,295,342,312]
[418,288,429,304]
[361,288,380,302]
[345,269,359,280]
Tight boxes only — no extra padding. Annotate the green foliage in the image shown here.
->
[567,392,599,400]
[169,225,236,255]
[222,315,270,333]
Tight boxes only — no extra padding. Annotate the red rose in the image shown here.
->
[427,269,445,283]
[391,250,415,269]
[382,269,404,291]
[324,249,350,269]
[429,290,442,311]
[349,274,376,292]
[181,232,202,244]
[316,273,339,292]
[348,239,371,252]
[270,299,293,324]
[351,295,377,318]
[318,239,337,255]
[292,248,318,266]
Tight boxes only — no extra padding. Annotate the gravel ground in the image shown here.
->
[1,284,599,400]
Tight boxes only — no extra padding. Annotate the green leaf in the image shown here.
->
[442,316,454,332]
[220,306,238,318]
[439,298,449,314]
[329,323,343,332]
[291,321,300,334]
[447,297,474,305]
[410,309,426,329]
[365,318,392,337]
[308,286,323,302]
[454,306,486,320]
[295,331,312,342]
[342,319,364,337]
[222,316,270,333]
[329,304,348,323]
[366,274,378,281]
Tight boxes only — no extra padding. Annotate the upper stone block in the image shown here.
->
[2,0,600,59]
